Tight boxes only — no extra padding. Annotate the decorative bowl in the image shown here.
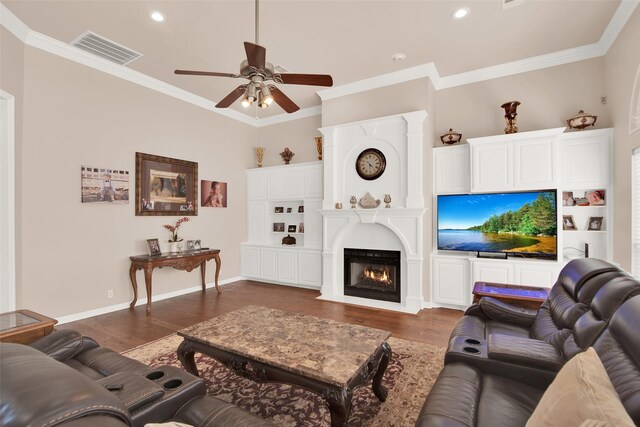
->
[567,110,597,130]
[440,128,462,145]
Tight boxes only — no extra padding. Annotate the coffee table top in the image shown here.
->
[178,305,391,387]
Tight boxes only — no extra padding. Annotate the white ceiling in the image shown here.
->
[2,0,628,120]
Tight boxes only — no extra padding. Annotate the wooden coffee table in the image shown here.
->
[177,305,392,427]
[0,309,58,344]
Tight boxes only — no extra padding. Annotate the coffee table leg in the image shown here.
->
[372,341,391,402]
[177,340,199,377]
[323,388,353,427]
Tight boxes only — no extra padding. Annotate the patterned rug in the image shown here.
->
[122,334,445,426]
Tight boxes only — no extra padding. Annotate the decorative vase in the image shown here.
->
[256,147,264,167]
[501,101,521,134]
[350,196,357,209]
[315,137,323,160]
[169,241,180,253]
[280,147,295,165]
[384,194,392,208]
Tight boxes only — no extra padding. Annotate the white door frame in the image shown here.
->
[1,89,16,312]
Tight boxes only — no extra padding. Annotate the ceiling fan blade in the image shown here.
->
[275,73,333,87]
[215,85,248,108]
[175,69,239,78]
[269,86,300,113]
[244,42,266,70]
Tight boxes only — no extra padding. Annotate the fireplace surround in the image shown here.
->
[344,248,401,303]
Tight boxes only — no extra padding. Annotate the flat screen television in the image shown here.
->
[437,190,557,259]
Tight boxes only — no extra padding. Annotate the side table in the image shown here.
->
[0,309,58,344]
[472,281,551,310]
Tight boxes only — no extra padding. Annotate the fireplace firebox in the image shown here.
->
[344,248,401,303]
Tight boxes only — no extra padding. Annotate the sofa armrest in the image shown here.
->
[488,333,564,371]
[29,329,99,361]
[479,297,537,327]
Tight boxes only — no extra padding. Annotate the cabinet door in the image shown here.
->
[241,246,261,278]
[247,202,267,243]
[266,170,285,200]
[304,164,323,199]
[260,248,278,280]
[434,145,470,194]
[514,138,556,189]
[561,135,610,187]
[514,264,559,287]
[285,168,305,199]
[247,169,266,201]
[278,249,298,283]
[432,257,470,306]
[303,199,322,249]
[472,260,513,284]
[471,142,513,192]
[298,250,322,288]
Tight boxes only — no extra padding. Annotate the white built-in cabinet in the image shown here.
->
[241,162,323,289]
[431,127,613,309]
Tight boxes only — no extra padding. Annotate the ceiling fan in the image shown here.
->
[174,0,333,114]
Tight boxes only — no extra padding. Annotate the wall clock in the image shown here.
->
[356,148,386,180]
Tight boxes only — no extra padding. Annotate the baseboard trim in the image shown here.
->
[239,276,321,291]
[56,276,241,325]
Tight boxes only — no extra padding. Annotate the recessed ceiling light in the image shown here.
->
[452,8,470,19]
[392,53,406,62]
[150,11,164,22]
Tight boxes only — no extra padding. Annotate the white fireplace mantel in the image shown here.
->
[318,111,427,313]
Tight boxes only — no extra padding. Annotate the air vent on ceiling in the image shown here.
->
[70,31,143,65]
[502,0,524,9]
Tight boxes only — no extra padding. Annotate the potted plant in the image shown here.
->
[164,217,190,253]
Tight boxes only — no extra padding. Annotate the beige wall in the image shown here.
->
[605,7,640,272]
[255,115,322,167]
[15,46,255,317]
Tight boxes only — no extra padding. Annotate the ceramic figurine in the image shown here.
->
[384,194,392,208]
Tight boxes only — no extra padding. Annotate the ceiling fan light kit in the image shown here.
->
[174,0,333,114]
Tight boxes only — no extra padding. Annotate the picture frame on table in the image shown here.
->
[288,225,297,233]
[274,222,285,232]
[298,205,304,213]
[286,207,292,213]
[588,216,604,231]
[135,152,198,216]
[186,240,196,250]
[563,215,577,231]
[146,238,162,256]
[194,240,201,250]
[275,207,284,213]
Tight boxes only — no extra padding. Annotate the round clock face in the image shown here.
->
[356,148,386,180]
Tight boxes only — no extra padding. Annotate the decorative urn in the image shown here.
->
[282,234,296,245]
[567,110,597,130]
[440,128,463,145]
[280,147,295,165]
[501,101,521,134]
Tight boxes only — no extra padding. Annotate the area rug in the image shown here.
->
[122,334,444,426]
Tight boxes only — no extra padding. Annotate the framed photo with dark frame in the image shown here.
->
[146,238,162,256]
[275,207,284,213]
[135,152,198,216]
[274,222,285,232]
[588,216,604,231]
[288,225,297,233]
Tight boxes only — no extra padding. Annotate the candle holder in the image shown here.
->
[315,136,323,160]
[501,101,521,134]
[256,147,264,168]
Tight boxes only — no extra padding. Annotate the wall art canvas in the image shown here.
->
[81,166,129,204]
[135,153,198,216]
[201,180,228,208]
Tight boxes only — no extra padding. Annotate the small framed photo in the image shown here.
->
[186,240,195,250]
[563,215,577,231]
[286,207,292,213]
[586,189,606,206]
[288,225,297,233]
[588,216,604,231]
[299,223,304,233]
[147,238,162,256]
[298,205,304,213]
[275,207,284,213]
[562,191,575,206]
[274,222,285,232]
[194,239,201,250]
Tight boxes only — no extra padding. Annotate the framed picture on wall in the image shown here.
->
[135,152,198,216]
[81,166,130,204]
[201,180,228,208]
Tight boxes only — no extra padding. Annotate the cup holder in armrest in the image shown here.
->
[163,379,183,390]
[462,346,481,354]
[146,371,165,380]
[464,339,481,345]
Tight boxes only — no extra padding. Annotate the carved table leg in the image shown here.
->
[323,387,353,427]
[143,266,154,315]
[372,341,392,402]
[213,254,221,293]
[177,340,199,376]
[129,264,138,309]
[200,261,207,291]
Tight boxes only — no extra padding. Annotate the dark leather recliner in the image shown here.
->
[2,332,274,427]
[415,294,640,427]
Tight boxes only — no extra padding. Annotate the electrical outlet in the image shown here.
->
[107,289,114,298]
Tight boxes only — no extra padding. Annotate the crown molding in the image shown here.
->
[1,1,638,127]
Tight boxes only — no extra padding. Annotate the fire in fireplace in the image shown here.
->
[344,248,401,303]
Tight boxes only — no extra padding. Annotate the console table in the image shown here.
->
[472,281,550,309]
[129,249,221,314]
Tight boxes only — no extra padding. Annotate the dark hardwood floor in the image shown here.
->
[61,280,463,353]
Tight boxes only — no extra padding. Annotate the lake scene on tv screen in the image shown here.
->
[438,191,557,254]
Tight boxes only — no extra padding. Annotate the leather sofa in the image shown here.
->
[0,332,274,427]
[416,259,640,426]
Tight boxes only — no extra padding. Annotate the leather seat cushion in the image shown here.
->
[476,374,543,427]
